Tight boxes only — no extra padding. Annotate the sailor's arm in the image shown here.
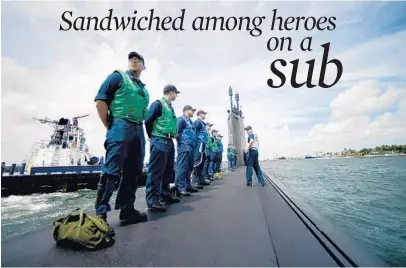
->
[193,120,202,132]
[94,72,122,129]
[176,117,186,138]
[95,102,109,129]
[145,101,162,138]
[247,134,254,150]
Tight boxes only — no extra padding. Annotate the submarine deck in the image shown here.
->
[1,168,384,267]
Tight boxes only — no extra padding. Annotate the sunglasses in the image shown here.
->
[129,58,144,66]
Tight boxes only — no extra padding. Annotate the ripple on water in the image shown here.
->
[1,186,148,242]
[263,157,406,266]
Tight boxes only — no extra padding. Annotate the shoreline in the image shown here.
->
[265,154,406,161]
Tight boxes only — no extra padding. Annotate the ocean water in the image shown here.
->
[1,187,146,242]
[1,157,405,266]
[263,156,406,267]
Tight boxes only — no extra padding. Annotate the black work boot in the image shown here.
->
[119,207,148,224]
[187,186,198,193]
[193,183,204,189]
[162,196,180,204]
[148,202,166,212]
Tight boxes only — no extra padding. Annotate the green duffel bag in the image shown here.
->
[53,208,115,250]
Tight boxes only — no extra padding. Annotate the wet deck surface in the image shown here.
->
[2,168,339,267]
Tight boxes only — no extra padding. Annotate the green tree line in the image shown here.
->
[343,144,406,156]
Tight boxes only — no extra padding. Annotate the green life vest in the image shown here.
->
[227,147,233,158]
[151,98,177,138]
[207,135,218,152]
[109,70,150,124]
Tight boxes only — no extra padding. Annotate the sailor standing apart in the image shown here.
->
[244,125,265,187]
[145,85,181,212]
[227,144,237,170]
[227,144,233,170]
[192,110,212,188]
[174,105,199,196]
[94,51,149,232]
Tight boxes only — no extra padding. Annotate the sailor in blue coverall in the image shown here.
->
[215,134,224,173]
[244,125,265,187]
[192,110,212,188]
[94,52,149,233]
[145,85,181,212]
[174,105,199,196]
[206,129,218,181]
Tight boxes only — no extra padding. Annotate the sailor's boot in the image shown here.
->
[120,205,149,223]
[161,195,180,205]
[187,185,199,193]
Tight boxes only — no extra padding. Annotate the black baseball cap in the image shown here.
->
[183,105,196,112]
[197,110,207,116]
[128,52,145,64]
[163,84,181,94]
[244,125,252,130]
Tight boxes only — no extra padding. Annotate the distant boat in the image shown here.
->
[305,152,324,159]
[305,155,320,159]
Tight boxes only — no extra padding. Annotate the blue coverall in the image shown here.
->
[174,116,197,192]
[231,148,237,168]
[145,100,176,207]
[207,136,218,178]
[94,71,146,216]
[215,139,223,172]
[192,119,208,184]
[246,133,265,186]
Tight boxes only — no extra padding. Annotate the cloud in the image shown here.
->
[330,80,404,122]
[1,1,406,164]
[294,81,406,154]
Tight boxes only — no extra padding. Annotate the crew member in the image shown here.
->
[205,129,218,181]
[244,126,265,187]
[227,144,233,170]
[145,85,181,212]
[215,134,224,174]
[94,51,149,232]
[228,144,237,169]
[175,105,199,196]
[192,110,212,188]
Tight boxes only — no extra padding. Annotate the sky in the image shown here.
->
[1,1,406,163]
